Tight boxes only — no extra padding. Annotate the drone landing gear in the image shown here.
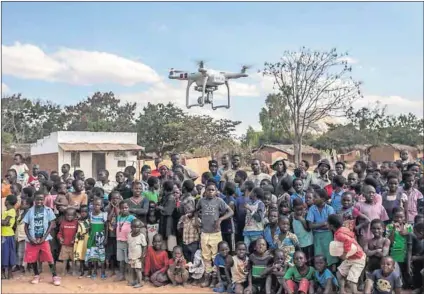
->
[186,80,231,110]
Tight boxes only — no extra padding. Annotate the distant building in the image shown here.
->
[30,132,144,177]
[367,144,421,163]
[254,144,321,165]
[337,145,370,163]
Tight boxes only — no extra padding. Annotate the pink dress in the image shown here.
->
[354,201,389,241]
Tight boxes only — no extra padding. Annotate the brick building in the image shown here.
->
[254,144,321,165]
[30,132,143,177]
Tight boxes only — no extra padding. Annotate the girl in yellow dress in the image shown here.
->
[74,205,90,278]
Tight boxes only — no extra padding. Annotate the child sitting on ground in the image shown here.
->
[282,251,315,294]
[143,234,169,287]
[213,241,232,292]
[313,255,339,294]
[244,238,273,294]
[364,256,402,294]
[265,248,286,294]
[167,245,189,287]
[127,219,147,288]
[187,249,204,286]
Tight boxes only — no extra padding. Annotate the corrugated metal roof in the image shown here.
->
[59,143,144,152]
[259,144,321,155]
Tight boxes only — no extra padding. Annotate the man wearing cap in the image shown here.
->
[304,159,332,190]
[247,159,271,187]
[271,157,292,196]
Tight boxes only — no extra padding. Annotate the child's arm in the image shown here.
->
[104,220,109,245]
[245,259,253,292]
[355,210,370,232]
[381,238,390,257]
[407,233,413,277]
[323,277,333,294]
[1,215,12,226]
[57,222,64,244]
[364,278,373,294]
[24,223,37,245]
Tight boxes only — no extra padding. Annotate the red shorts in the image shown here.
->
[24,241,54,264]
[286,279,310,294]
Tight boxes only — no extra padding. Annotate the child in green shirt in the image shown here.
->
[282,251,314,294]
[142,177,159,203]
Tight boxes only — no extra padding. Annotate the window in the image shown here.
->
[117,160,126,167]
[71,152,80,167]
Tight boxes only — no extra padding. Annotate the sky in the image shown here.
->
[2,2,423,135]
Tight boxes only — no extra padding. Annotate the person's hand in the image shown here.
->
[340,253,347,260]
[214,219,222,231]
[29,237,38,245]
[38,237,46,244]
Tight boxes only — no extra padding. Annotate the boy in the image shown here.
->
[243,187,265,250]
[330,175,346,213]
[142,176,160,204]
[328,214,366,294]
[57,207,78,276]
[195,180,233,287]
[177,203,200,263]
[23,193,60,286]
[364,256,402,294]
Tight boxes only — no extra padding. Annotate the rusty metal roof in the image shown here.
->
[258,144,321,155]
[59,143,144,152]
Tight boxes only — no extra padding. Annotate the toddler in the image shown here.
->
[168,245,189,286]
[127,219,147,288]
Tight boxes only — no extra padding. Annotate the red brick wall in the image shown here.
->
[30,153,59,174]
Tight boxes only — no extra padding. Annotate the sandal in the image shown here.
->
[31,275,40,284]
[52,276,61,286]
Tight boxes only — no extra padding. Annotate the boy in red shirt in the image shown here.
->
[57,208,78,276]
[328,214,366,294]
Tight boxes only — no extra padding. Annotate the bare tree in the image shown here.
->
[261,47,362,165]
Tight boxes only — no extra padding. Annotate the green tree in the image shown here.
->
[260,47,362,165]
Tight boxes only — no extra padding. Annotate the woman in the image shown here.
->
[125,181,149,227]
[271,158,292,197]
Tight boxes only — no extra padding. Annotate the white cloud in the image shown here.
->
[2,42,160,86]
[337,56,358,64]
[353,95,424,118]
[2,83,10,94]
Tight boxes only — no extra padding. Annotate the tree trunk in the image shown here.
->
[294,136,303,166]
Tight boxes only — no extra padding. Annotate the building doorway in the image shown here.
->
[92,153,106,179]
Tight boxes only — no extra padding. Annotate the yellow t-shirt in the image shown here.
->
[1,208,16,236]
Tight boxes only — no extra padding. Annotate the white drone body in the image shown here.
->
[168,61,249,110]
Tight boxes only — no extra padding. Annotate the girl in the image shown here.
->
[213,241,232,292]
[127,219,147,288]
[2,195,18,279]
[143,234,169,287]
[306,188,338,269]
[355,184,389,246]
[244,238,273,294]
[275,216,300,266]
[278,199,291,218]
[338,191,370,234]
[305,189,314,212]
[401,171,423,224]
[187,249,205,286]
[291,199,313,264]
[282,251,314,294]
[385,208,413,286]
[68,179,88,210]
[85,198,108,280]
[382,174,407,221]
[105,191,121,276]
[74,205,90,278]
[243,187,266,250]
[228,242,249,294]
[364,219,391,274]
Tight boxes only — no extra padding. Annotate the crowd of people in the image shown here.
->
[2,151,424,294]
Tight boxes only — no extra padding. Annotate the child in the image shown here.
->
[275,216,300,266]
[382,174,407,220]
[282,251,315,294]
[227,242,249,294]
[105,191,121,276]
[291,198,313,263]
[347,173,359,191]
[328,214,366,294]
[385,207,412,285]
[364,219,391,274]
[235,180,254,242]
[244,187,266,250]
[143,234,169,287]
[73,205,90,278]
[85,197,108,280]
[68,179,88,210]
[212,241,232,292]
[15,197,33,273]
[338,191,371,234]
[364,256,402,294]
[187,249,205,285]
[290,178,305,208]
[401,171,423,224]
[127,218,147,288]
[195,181,233,287]
[264,210,280,250]
[57,207,78,275]
[306,189,338,269]
[23,193,60,285]
[146,202,159,247]
[313,255,338,294]
[143,176,160,204]
[355,184,389,246]
[115,200,135,281]
[168,245,189,287]
[157,180,177,254]
[305,189,314,212]
[221,182,236,252]
[244,238,273,294]
[330,175,346,213]
[265,248,286,294]
[2,195,18,279]
[177,203,200,263]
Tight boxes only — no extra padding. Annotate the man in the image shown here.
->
[221,154,242,184]
[247,159,271,187]
[218,154,230,176]
[171,153,198,181]
[28,164,40,189]
[60,164,72,182]
[335,161,346,177]
[305,159,331,190]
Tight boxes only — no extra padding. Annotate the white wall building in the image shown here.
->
[30,132,143,178]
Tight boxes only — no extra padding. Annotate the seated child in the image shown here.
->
[167,245,189,286]
[143,234,169,287]
[328,214,366,294]
[282,251,315,294]
[187,249,205,286]
[244,238,273,294]
[364,256,402,294]
[127,219,147,288]
[364,219,391,273]
[212,241,232,292]
[227,242,249,294]
[313,255,339,294]
[265,248,286,294]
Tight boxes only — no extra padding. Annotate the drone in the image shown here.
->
[168,61,250,110]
